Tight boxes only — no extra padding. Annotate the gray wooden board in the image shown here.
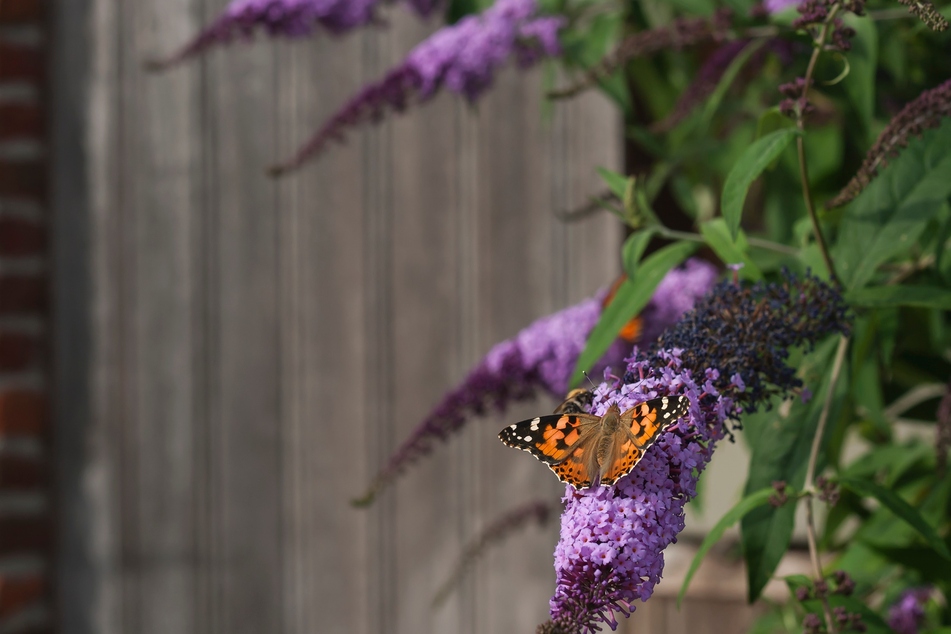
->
[54,0,621,632]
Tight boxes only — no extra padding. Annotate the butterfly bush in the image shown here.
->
[352,260,718,505]
[541,271,849,634]
[151,0,440,69]
[270,0,565,173]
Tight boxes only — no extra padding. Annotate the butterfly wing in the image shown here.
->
[499,413,601,488]
[600,395,690,486]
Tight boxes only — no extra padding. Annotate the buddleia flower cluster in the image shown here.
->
[271,0,566,173]
[150,0,443,69]
[352,260,718,506]
[539,271,849,634]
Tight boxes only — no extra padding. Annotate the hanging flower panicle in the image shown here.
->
[269,0,565,174]
[352,260,718,506]
[149,0,446,70]
[541,271,850,633]
[829,78,951,208]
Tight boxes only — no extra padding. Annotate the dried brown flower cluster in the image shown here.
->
[828,79,951,208]
[549,9,735,100]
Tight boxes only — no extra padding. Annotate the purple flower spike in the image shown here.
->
[270,0,566,174]
[149,0,388,70]
[549,351,733,633]
[888,588,932,634]
[352,260,718,507]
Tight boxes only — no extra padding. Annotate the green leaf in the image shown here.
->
[677,487,775,607]
[596,166,630,199]
[445,0,481,23]
[697,40,767,132]
[721,128,801,242]
[834,120,951,290]
[845,285,951,310]
[621,229,657,279]
[570,241,698,387]
[838,476,951,561]
[741,339,844,602]
[840,15,878,138]
[699,219,764,280]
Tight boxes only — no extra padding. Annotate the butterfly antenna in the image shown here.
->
[582,370,598,390]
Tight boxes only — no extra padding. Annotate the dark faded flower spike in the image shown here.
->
[895,0,948,31]
[549,9,735,100]
[432,499,552,608]
[829,78,951,208]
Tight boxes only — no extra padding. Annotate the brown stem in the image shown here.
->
[803,334,849,634]
[796,4,842,286]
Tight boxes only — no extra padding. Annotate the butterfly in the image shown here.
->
[498,395,690,489]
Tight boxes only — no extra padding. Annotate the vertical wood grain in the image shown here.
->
[57,2,622,632]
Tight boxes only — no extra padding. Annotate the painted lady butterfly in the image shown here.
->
[499,394,690,489]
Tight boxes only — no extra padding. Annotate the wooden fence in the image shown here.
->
[51,2,622,633]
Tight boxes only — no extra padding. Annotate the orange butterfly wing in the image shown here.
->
[499,413,600,487]
[600,396,690,486]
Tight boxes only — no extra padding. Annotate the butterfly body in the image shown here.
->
[499,396,690,489]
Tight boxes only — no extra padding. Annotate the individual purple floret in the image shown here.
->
[352,260,718,506]
[270,0,566,174]
[888,588,932,634]
[150,0,450,70]
[541,272,850,633]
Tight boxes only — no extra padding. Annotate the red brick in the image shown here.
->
[0,218,45,256]
[0,390,46,436]
[0,104,42,141]
[0,41,42,82]
[0,160,45,200]
[0,454,45,490]
[0,517,49,556]
[0,0,43,23]
[0,575,45,619]
[0,331,36,371]
[0,276,47,314]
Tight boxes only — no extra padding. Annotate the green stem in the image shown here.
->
[803,334,850,634]
[796,4,842,286]
[657,227,799,255]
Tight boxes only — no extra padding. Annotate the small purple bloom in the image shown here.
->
[888,588,932,634]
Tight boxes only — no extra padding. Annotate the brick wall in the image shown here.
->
[0,1,52,633]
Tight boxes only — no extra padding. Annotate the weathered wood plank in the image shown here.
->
[274,24,372,634]
[57,2,623,633]
[114,2,204,633]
